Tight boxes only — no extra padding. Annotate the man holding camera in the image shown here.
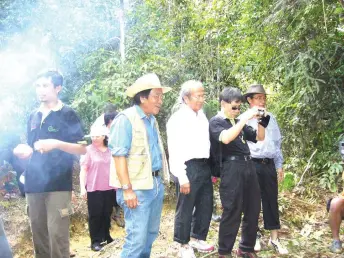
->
[242,84,288,255]
[209,87,267,258]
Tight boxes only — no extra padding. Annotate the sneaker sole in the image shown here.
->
[192,247,215,253]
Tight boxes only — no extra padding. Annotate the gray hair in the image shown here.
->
[170,80,203,114]
[177,80,203,104]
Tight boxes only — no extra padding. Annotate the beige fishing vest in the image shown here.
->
[109,106,170,190]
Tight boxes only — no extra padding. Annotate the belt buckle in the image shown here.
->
[262,158,267,164]
[244,156,248,161]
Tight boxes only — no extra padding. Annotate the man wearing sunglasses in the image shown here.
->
[243,85,288,255]
[209,87,268,258]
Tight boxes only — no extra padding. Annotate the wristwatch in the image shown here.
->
[122,183,132,190]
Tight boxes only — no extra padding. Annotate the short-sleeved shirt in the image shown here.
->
[80,145,115,192]
[25,105,84,193]
[209,113,257,157]
[108,105,162,171]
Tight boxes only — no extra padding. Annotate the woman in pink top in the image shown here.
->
[80,126,115,252]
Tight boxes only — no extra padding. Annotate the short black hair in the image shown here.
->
[245,93,255,100]
[104,112,118,126]
[103,136,109,147]
[36,70,63,87]
[103,103,117,113]
[133,89,152,105]
[219,87,243,104]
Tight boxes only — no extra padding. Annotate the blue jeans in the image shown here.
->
[116,176,164,258]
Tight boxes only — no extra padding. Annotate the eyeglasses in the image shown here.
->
[231,106,241,110]
[190,95,206,101]
[150,94,164,100]
[252,96,267,101]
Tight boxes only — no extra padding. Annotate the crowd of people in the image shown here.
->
[1,69,341,258]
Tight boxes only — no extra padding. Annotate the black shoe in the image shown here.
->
[237,249,258,258]
[106,236,113,244]
[91,243,102,252]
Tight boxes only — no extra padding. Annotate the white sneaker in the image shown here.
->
[254,236,261,252]
[268,238,289,255]
[178,244,196,258]
[189,239,214,253]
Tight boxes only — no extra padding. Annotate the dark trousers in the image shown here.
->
[87,190,114,245]
[218,160,261,255]
[113,190,120,208]
[174,159,213,244]
[254,160,280,230]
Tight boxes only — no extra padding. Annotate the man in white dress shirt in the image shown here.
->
[243,84,288,255]
[167,80,214,258]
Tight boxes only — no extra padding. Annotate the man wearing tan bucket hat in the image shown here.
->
[108,73,171,258]
[242,84,288,255]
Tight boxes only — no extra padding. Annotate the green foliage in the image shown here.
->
[280,172,296,192]
[71,0,344,191]
[1,0,343,190]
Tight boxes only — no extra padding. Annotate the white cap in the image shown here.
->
[85,126,109,137]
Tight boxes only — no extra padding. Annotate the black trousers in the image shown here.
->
[87,190,114,245]
[254,160,281,230]
[218,160,261,255]
[112,190,120,208]
[174,159,213,244]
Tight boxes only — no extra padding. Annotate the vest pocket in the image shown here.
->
[127,155,148,179]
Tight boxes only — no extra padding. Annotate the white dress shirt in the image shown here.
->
[167,105,210,185]
[240,112,284,169]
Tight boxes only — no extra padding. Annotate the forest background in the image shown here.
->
[0,0,344,192]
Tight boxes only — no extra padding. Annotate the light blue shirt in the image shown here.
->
[240,113,284,169]
[108,105,162,171]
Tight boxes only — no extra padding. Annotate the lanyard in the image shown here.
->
[228,119,246,144]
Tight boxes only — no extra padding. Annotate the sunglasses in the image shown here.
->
[231,106,241,110]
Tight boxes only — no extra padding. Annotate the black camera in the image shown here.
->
[339,141,344,159]
[257,109,265,117]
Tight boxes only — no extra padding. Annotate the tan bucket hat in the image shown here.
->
[243,84,268,99]
[126,73,172,98]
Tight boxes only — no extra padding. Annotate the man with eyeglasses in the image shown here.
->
[209,87,268,258]
[108,73,171,258]
[167,80,214,258]
[242,84,288,255]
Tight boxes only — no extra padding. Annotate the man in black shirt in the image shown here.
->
[14,70,86,258]
[209,87,268,258]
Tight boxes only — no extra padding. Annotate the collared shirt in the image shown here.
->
[241,112,283,169]
[108,105,162,171]
[37,100,64,122]
[26,104,84,193]
[80,145,115,192]
[167,105,210,185]
[209,111,257,157]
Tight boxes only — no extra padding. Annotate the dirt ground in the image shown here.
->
[1,184,344,258]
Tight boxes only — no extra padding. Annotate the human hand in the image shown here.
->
[123,189,138,209]
[180,182,191,195]
[34,139,59,154]
[277,168,284,183]
[242,107,263,121]
[13,144,33,159]
[80,189,87,201]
